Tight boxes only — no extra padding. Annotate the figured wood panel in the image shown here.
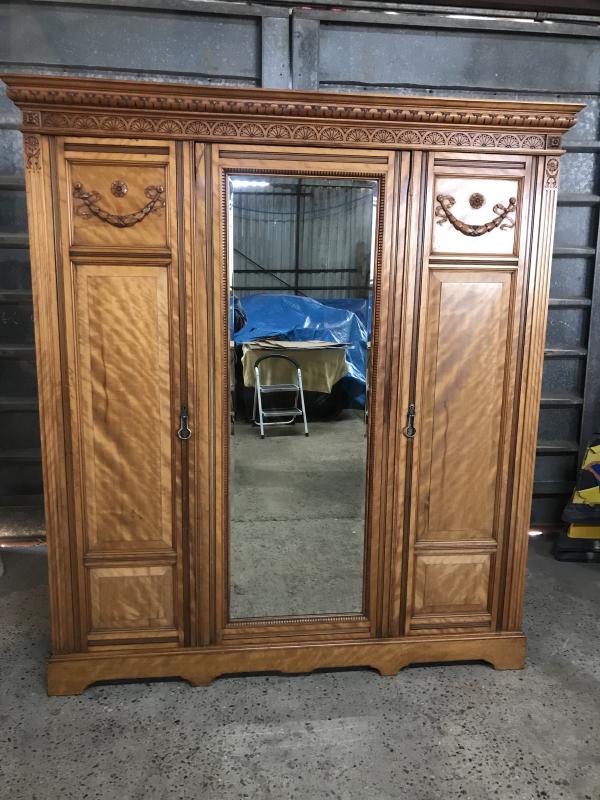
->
[89,565,175,631]
[75,265,173,551]
[418,270,514,542]
[413,553,492,616]
[69,161,168,249]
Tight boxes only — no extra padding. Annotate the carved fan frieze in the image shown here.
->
[23,111,553,151]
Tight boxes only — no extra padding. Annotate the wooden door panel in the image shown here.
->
[418,270,514,542]
[206,144,403,644]
[404,152,532,636]
[56,138,185,650]
[75,265,173,552]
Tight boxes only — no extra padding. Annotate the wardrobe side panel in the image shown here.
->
[54,138,185,650]
[23,134,78,654]
[502,156,557,630]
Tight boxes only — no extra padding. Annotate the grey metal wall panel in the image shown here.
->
[550,257,594,298]
[559,151,599,193]
[0,130,25,176]
[262,15,292,89]
[542,358,586,397]
[554,207,598,248]
[0,357,38,398]
[546,307,590,350]
[0,4,261,84]
[0,249,31,292]
[292,16,320,91]
[539,406,582,442]
[534,453,579,483]
[0,410,40,450]
[318,22,600,94]
[1,0,599,523]
[232,182,374,299]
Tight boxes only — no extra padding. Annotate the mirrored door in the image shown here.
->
[206,146,401,642]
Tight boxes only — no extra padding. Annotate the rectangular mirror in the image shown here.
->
[227,173,378,620]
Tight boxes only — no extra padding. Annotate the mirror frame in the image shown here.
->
[208,145,405,644]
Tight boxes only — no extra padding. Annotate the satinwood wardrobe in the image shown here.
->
[3,74,581,695]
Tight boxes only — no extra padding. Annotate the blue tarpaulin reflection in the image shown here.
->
[231,294,371,408]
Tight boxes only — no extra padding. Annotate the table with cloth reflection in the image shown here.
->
[241,339,349,394]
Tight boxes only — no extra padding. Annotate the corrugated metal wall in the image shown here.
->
[1,0,599,526]
[232,180,375,298]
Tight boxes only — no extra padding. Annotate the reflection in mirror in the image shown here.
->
[228,174,378,619]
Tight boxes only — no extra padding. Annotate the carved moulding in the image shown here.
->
[18,110,555,151]
[545,157,560,189]
[5,78,579,130]
[5,74,581,153]
[23,134,41,171]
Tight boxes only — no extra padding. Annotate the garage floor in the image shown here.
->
[1,531,599,800]
[231,415,366,618]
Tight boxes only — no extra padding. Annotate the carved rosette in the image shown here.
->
[111,180,128,198]
[23,134,41,171]
[545,157,560,189]
[23,111,41,127]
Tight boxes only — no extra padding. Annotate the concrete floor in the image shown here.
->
[0,532,598,799]
[231,415,366,618]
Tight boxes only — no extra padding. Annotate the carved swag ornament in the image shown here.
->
[72,182,166,228]
[435,194,517,237]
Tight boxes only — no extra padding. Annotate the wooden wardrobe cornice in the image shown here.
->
[3,74,583,153]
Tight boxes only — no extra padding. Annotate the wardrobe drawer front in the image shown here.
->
[61,141,172,251]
